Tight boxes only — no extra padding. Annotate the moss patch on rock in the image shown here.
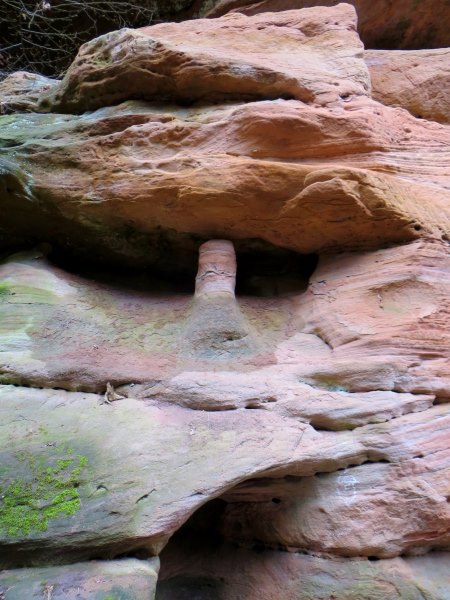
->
[0,446,88,537]
[0,283,11,298]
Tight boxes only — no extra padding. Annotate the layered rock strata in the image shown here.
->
[0,3,449,599]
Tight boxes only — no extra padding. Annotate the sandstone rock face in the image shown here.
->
[158,546,450,599]
[0,72,57,114]
[0,559,159,600]
[366,49,450,124]
[2,89,450,268]
[205,0,450,50]
[0,3,449,598]
[40,3,369,113]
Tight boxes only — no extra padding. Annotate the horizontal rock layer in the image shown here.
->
[0,559,159,600]
[158,544,450,599]
[0,386,448,566]
[40,4,368,113]
[1,96,450,270]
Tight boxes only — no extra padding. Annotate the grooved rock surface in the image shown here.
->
[1,2,450,597]
[158,545,450,599]
[366,49,450,124]
[0,72,57,115]
[205,0,450,50]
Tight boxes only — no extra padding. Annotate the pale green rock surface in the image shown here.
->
[0,384,316,567]
[0,383,448,567]
[0,252,291,389]
[0,558,159,600]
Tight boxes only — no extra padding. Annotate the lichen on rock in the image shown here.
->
[0,447,88,537]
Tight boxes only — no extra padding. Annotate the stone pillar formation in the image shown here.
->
[182,239,258,360]
[194,239,237,299]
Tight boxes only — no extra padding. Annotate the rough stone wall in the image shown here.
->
[0,3,449,599]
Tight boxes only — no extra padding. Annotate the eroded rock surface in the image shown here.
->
[0,72,57,115]
[0,2,449,597]
[0,559,159,600]
[205,0,450,50]
[158,544,450,599]
[366,48,450,124]
[40,4,369,113]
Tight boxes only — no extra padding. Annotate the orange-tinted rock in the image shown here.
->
[1,7,449,267]
[2,97,450,269]
[295,239,450,399]
[40,4,368,113]
[1,2,450,594]
[206,0,450,50]
[366,49,450,124]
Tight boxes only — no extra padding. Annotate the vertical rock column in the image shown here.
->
[182,240,258,360]
[195,240,237,299]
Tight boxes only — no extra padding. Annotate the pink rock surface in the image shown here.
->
[195,240,236,298]
[41,4,368,113]
[158,544,450,599]
[366,48,450,124]
[205,0,450,51]
[2,96,450,265]
[295,239,450,399]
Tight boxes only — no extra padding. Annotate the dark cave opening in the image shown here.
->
[10,239,318,298]
[156,499,229,600]
[155,486,291,599]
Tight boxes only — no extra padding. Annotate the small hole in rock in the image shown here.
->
[271,497,281,504]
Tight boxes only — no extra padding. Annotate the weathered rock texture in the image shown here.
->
[366,48,450,124]
[40,3,369,113]
[205,0,450,50]
[0,72,57,115]
[0,559,159,600]
[0,3,449,598]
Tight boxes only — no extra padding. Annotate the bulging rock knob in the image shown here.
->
[195,240,236,298]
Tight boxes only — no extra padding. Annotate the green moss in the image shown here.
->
[0,283,10,298]
[0,446,88,537]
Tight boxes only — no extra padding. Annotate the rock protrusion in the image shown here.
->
[184,240,260,360]
[38,4,369,113]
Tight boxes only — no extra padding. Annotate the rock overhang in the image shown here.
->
[38,4,369,113]
[0,3,449,272]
